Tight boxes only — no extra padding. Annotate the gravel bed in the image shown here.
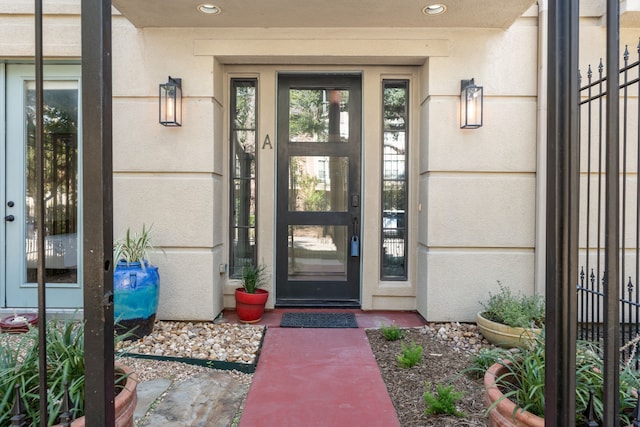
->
[116,321,263,385]
[117,321,264,364]
[2,321,262,386]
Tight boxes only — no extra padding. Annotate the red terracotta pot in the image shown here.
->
[53,364,138,427]
[484,362,544,427]
[235,288,269,323]
[0,313,38,334]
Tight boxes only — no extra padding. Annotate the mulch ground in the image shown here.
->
[366,328,489,426]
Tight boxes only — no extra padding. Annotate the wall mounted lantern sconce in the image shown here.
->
[460,78,483,129]
[159,76,182,126]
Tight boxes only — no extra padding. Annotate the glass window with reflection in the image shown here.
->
[230,79,258,277]
[381,80,408,280]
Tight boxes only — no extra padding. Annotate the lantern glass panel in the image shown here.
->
[159,80,182,126]
[460,84,483,129]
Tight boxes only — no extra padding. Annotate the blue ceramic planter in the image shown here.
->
[114,260,160,340]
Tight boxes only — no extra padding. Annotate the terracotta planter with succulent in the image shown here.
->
[483,362,544,427]
[478,334,640,426]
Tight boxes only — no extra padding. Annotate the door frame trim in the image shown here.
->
[1,62,6,307]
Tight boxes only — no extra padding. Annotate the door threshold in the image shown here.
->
[275,300,361,309]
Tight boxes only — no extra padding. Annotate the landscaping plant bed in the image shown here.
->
[367,323,491,426]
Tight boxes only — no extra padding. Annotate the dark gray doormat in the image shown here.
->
[280,312,358,328]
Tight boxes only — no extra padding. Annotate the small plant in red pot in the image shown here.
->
[235,262,269,323]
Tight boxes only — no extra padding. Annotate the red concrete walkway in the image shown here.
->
[232,309,426,427]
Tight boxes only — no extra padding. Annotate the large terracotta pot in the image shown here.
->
[114,260,160,339]
[484,362,544,427]
[53,364,138,427]
[235,288,269,323]
[476,312,542,349]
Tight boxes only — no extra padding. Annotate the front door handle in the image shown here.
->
[4,215,15,222]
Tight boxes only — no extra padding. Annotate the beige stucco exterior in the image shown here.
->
[2,1,639,322]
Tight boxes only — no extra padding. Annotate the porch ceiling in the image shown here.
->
[112,0,537,29]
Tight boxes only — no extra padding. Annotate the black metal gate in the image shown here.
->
[546,0,626,425]
[577,44,640,365]
[8,1,114,426]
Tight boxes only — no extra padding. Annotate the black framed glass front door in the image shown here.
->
[276,74,362,306]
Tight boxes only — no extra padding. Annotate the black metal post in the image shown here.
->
[58,382,73,426]
[81,0,115,425]
[546,0,579,425]
[603,0,621,425]
[34,1,48,425]
[10,384,26,427]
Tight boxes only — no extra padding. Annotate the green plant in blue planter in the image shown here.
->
[114,224,160,340]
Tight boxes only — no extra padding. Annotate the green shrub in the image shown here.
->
[397,340,423,368]
[467,347,509,379]
[0,316,129,426]
[423,383,466,417]
[488,333,640,425]
[480,281,545,328]
[380,323,404,341]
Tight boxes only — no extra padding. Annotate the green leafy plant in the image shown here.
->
[397,340,423,368]
[423,383,466,417]
[487,332,640,424]
[480,281,545,328]
[241,262,268,293]
[380,323,404,341]
[467,347,509,379]
[0,316,129,425]
[114,223,157,264]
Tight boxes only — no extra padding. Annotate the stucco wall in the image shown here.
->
[0,2,539,321]
[3,1,639,322]
[416,20,540,322]
[111,20,223,320]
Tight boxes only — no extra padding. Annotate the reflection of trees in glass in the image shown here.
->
[289,89,327,142]
[382,81,408,279]
[289,89,350,143]
[231,81,257,276]
[383,182,406,212]
[234,85,256,156]
[26,89,78,237]
[383,87,406,130]
[382,83,407,213]
[289,157,329,211]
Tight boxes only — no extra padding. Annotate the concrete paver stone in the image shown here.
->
[142,371,248,427]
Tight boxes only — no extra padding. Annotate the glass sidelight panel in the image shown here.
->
[381,80,408,280]
[230,79,258,277]
[25,81,79,284]
[288,156,348,212]
[288,225,348,281]
[288,89,349,143]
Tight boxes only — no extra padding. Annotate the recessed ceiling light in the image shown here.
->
[423,4,447,15]
[197,4,221,15]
